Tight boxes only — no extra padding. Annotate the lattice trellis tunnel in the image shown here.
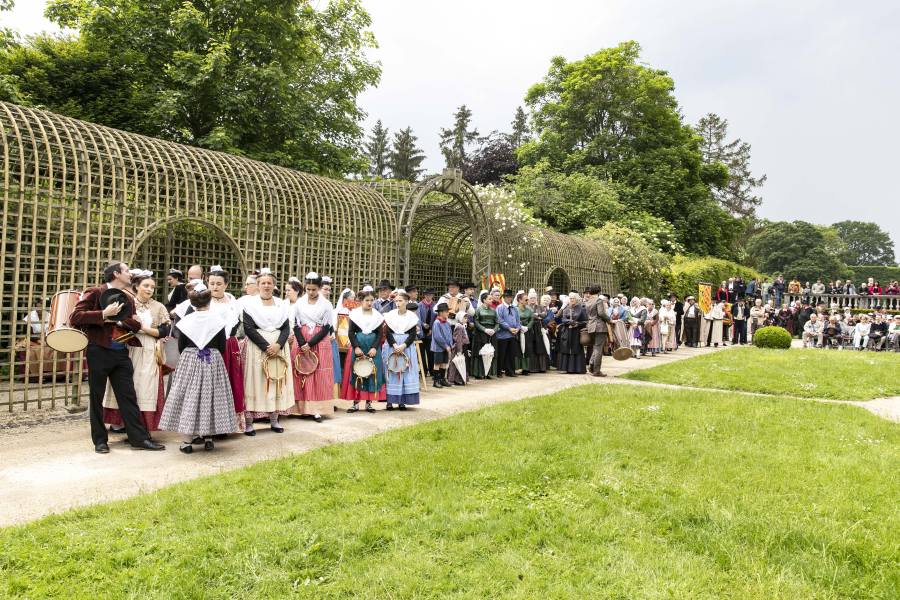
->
[0,102,615,411]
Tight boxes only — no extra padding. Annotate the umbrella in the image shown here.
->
[479,337,495,375]
[451,352,468,383]
[519,330,526,354]
[541,328,551,355]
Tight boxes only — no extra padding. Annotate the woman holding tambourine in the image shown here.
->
[340,287,386,413]
[291,272,335,422]
[381,289,420,410]
[240,269,294,435]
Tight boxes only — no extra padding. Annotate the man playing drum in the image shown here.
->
[70,261,166,453]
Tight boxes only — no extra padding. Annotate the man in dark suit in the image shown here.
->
[669,293,684,346]
[584,284,612,377]
[71,262,166,453]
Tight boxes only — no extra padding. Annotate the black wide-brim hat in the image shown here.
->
[461,282,476,290]
[435,302,450,312]
[405,283,418,292]
[447,277,461,287]
[423,287,435,294]
[377,279,393,290]
[502,289,514,297]
[99,288,131,321]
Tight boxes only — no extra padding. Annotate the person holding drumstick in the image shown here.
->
[382,290,420,409]
[102,270,170,436]
[240,269,294,435]
[70,261,165,453]
[341,287,386,413]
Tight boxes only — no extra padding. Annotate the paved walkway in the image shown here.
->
[2,342,898,526]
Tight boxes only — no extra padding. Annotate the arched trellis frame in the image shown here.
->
[397,170,492,287]
[0,102,397,411]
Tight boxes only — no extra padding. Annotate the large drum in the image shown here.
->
[45,290,88,353]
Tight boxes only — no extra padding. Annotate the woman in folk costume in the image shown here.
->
[706,301,726,347]
[103,271,170,434]
[334,288,354,376]
[284,277,305,415]
[241,269,295,435]
[382,290,422,407]
[470,289,498,380]
[342,287,387,412]
[319,277,343,396]
[643,299,661,356]
[627,297,648,359]
[658,299,677,352]
[446,312,470,385]
[291,272,335,422]
[530,292,551,373]
[159,283,237,453]
[607,297,630,350]
[203,267,245,432]
[514,290,535,376]
[557,291,587,374]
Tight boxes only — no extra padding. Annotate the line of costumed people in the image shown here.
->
[77,260,698,456]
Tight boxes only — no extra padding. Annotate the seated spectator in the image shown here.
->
[868,313,888,351]
[801,282,811,304]
[822,316,842,349]
[802,314,824,348]
[853,315,871,350]
[890,315,900,351]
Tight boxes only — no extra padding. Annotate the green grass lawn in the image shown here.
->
[3,384,900,599]
[620,346,900,400]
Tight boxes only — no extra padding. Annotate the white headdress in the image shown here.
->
[189,279,207,292]
[209,265,224,274]
[260,267,272,275]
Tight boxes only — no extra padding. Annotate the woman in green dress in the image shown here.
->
[470,290,498,379]
[514,290,535,376]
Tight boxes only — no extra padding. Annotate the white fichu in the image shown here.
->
[474,184,544,276]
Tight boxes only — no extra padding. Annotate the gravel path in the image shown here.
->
[2,342,897,527]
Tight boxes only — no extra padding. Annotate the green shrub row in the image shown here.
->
[848,266,900,285]
[663,256,763,301]
[848,308,900,316]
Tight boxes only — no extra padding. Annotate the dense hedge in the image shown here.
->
[663,256,763,301]
[848,266,900,285]
[849,308,900,316]
[753,326,792,349]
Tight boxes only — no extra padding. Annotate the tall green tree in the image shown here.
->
[510,105,529,147]
[389,127,426,183]
[696,113,766,218]
[831,220,897,266]
[519,42,739,257]
[746,221,850,283]
[439,104,479,169]
[44,0,381,177]
[0,34,154,134]
[365,119,390,178]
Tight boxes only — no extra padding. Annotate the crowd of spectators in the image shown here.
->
[710,276,900,351]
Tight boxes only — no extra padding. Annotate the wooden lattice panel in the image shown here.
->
[0,102,397,411]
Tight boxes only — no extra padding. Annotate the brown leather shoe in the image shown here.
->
[591,371,607,377]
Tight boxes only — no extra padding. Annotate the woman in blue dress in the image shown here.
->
[382,290,421,410]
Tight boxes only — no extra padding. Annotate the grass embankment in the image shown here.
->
[621,346,900,400]
[3,385,900,598]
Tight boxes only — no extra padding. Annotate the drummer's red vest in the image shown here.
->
[69,284,143,348]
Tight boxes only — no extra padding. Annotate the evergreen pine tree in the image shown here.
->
[365,119,390,178]
[696,113,766,218]
[510,106,529,147]
[439,104,479,168]
[389,126,426,183]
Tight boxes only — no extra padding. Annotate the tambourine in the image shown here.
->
[387,350,410,382]
[612,347,634,361]
[294,350,319,388]
[264,354,289,394]
[351,355,376,387]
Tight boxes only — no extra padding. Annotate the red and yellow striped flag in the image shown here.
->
[481,274,506,290]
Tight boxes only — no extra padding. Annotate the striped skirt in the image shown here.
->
[291,326,334,416]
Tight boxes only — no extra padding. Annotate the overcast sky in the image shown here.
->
[7,0,899,251]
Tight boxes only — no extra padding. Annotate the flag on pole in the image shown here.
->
[481,274,506,290]
[698,282,713,313]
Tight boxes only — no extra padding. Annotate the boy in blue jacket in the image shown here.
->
[430,302,453,388]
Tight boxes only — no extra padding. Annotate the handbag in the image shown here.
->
[579,327,592,346]
[660,321,670,337]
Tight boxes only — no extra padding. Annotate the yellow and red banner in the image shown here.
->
[698,282,713,314]
[481,274,506,291]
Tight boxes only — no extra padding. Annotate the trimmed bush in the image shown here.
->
[753,326,792,349]
[663,255,763,301]
[849,308,900,316]
[849,266,900,285]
